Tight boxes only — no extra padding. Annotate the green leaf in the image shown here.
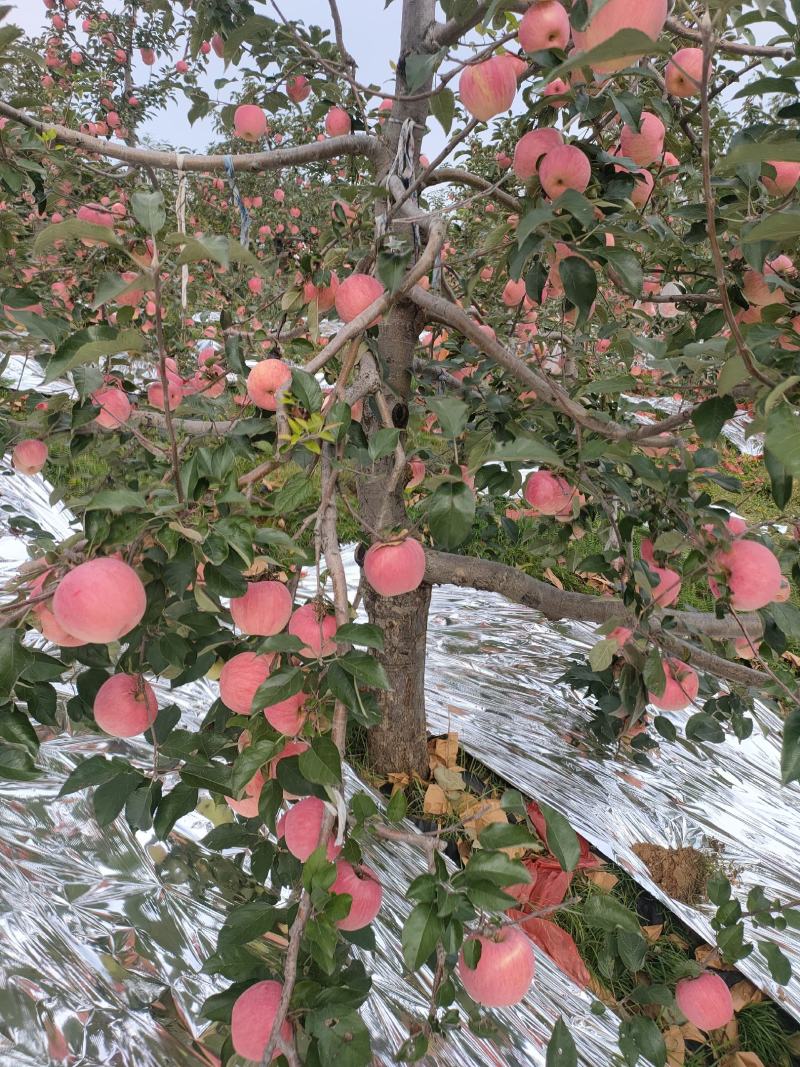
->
[0,628,30,698]
[619,1016,666,1067]
[602,247,643,297]
[404,50,441,92]
[429,87,455,135]
[482,435,562,467]
[560,256,597,326]
[85,489,147,513]
[338,651,390,689]
[43,326,145,384]
[477,823,539,851]
[686,713,726,744]
[692,395,736,445]
[463,849,530,887]
[377,249,412,294]
[131,189,166,234]
[550,29,668,81]
[386,788,407,822]
[291,367,323,412]
[766,406,800,478]
[33,218,123,254]
[584,894,641,935]
[546,1017,577,1067]
[588,638,616,673]
[298,734,342,787]
[59,755,128,797]
[218,900,278,948]
[617,929,647,971]
[153,782,198,838]
[722,141,800,169]
[231,739,279,794]
[760,940,792,984]
[428,481,475,550]
[93,770,144,826]
[334,623,384,650]
[765,450,793,509]
[251,667,304,713]
[538,801,581,873]
[427,397,468,439]
[781,708,800,786]
[717,354,749,395]
[402,902,441,970]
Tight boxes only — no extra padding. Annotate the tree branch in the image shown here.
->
[665,16,793,59]
[0,100,383,173]
[423,548,763,644]
[423,167,522,212]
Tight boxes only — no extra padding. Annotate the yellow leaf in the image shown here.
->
[423,783,449,816]
[585,870,619,892]
[664,1026,685,1067]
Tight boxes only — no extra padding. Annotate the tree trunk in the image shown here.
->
[355,0,437,779]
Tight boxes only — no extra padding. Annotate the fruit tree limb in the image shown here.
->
[423,168,522,212]
[0,99,384,173]
[665,16,793,58]
[422,548,763,644]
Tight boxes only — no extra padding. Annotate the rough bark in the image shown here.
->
[355,0,438,779]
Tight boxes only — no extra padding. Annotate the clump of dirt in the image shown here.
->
[631,843,709,904]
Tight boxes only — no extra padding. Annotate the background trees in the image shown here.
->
[2,0,800,1063]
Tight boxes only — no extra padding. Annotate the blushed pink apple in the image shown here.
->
[325,106,351,137]
[572,0,668,74]
[458,56,517,121]
[219,652,275,715]
[458,926,535,1007]
[665,48,704,97]
[12,439,48,475]
[519,1,570,51]
[283,796,326,860]
[763,160,800,196]
[513,128,563,180]
[53,557,146,643]
[246,358,292,410]
[288,603,337,658]
[364,538,426,597]
[675,974,734,1031]
[620,112,665,166]
[229,580,292,636]
[234,104,268,142]
[331,861,383,930]
[93,673,158,737]
[231,980,293,1062]
[335,273,385,324]
[647,658,699,711]
[538,144,591,198]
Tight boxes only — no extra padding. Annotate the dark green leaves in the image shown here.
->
[427,397,468,439]
[760,940,792,984]
[402,902,441,970]
[538,802,580,872]
[766,406,800,478]
[427,481,475,550]
[559,256,597,327]
[291,367,323,412]
[692,396,736,445]
[298,735,342,787]
[252,667,304,713]
[0,628,29,698]
[131,189,166,234]
[781,708,800,786]
[619,1017,666,1067]
[546,1017,577,1067]
[583,894,641,935]
[43,326,145,384]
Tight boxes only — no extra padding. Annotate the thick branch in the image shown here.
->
[424,168,522,212]
[423,548,763,644]
[0,100,383,173]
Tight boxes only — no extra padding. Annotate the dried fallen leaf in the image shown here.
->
[679,1022,707,1045]
[782,650,800,669]
[387,772,410,795]
[720,1054,766,1067]
[433,765,466,795]
[434,732,460,768]
[543,567,564,589]
[585,870,619,892]
[244,557,271,577]
[423,783,449,816]
[695,944,725,969]
[664,1026,685,1067]
[730,979,763,1012]
[642,923,664,944]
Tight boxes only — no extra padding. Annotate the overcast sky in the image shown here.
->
[8,0,417,152]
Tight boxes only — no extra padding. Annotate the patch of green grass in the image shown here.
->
[737,1000,793,1067]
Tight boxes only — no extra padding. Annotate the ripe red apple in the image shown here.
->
[12,439,48,475]
[458,56,517,121]
[211,33,224,58]
[325,106,351,137]
[246,358,292,410]
[93,673,158,737]
[92,385,132,429]
[538,144,591,198]
[334,273,385,324]
[263,691,307,734]
[458,926,535,1007]
[140,47,156,65]
[647,658,699,711]
[502,279,526,306]
[234,104,268,142]
[286,75,311,103]
[331,861,383,930]
[513,128,563,180]
[665,47,704,97]
[620,111,665,166]
[763,160,800,196]
[629,167,655,207]
[288,603,337,658]
[523,470,580,516]
[147,380,183,411]
[709,539,783,611]
[229,580,292,636]
[231,980,293,1062]
[638,540,681,607]
[219,651,275,715]
[572,0,668,74]
[53,557,146,643]
[283,796,326,860]
[363,537,426,597]
[675,973,734,1031]
[227,768,265,817]
[519,1,570,51]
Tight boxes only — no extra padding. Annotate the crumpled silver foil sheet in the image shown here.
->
[0,461,624,1065]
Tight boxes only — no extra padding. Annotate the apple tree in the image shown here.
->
[2,0,800,1063]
